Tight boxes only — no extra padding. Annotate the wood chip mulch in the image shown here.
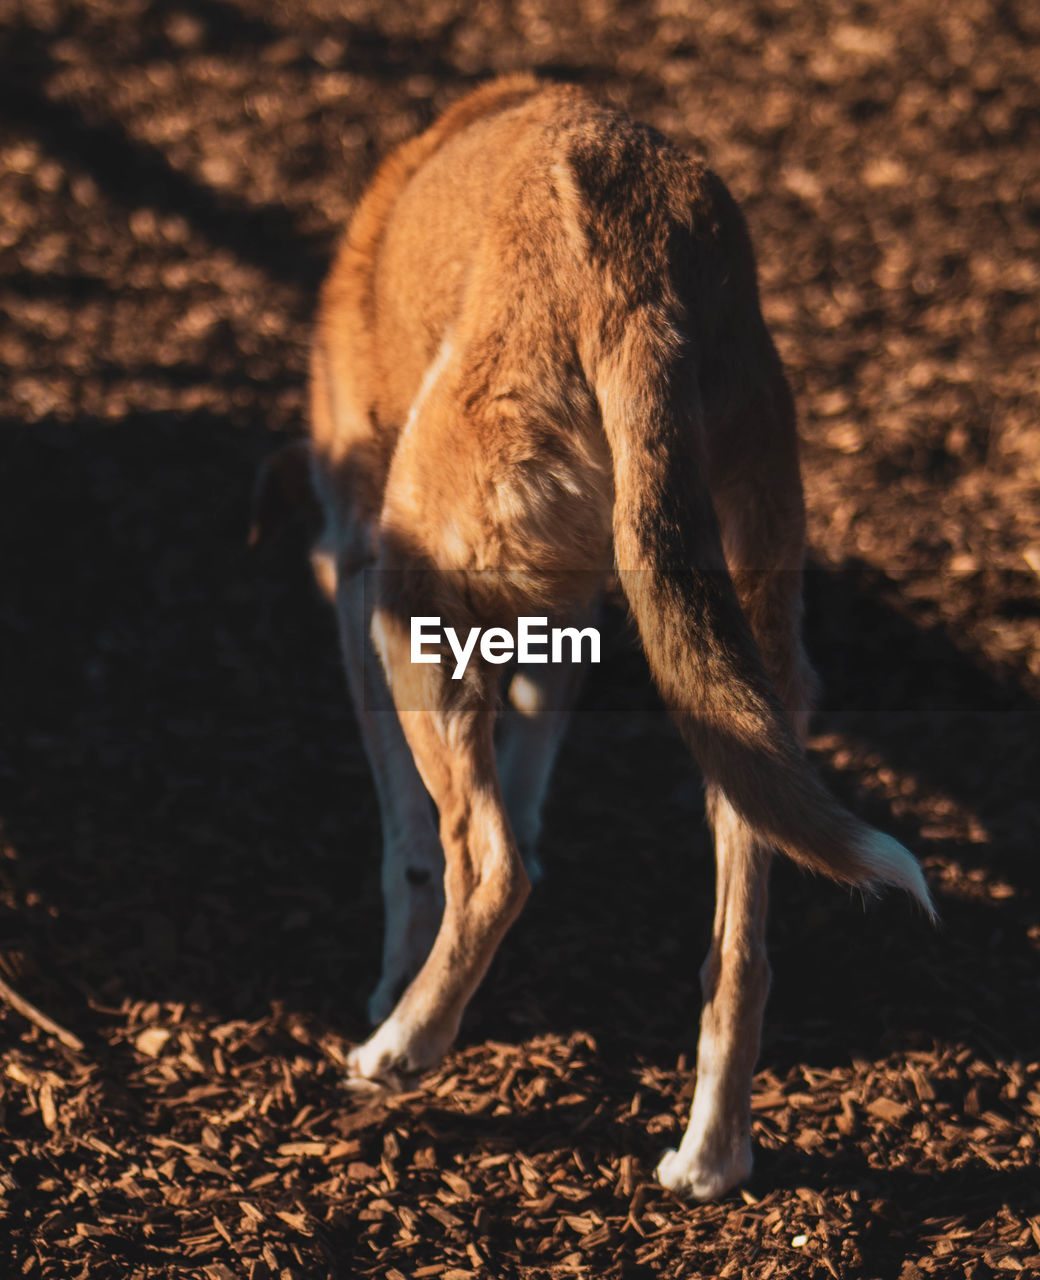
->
[1,0,1038,1275]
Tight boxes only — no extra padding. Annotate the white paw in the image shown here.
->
[655,1142,752,1201]
[346,1023,411,1090]
[346,1012,454,1089]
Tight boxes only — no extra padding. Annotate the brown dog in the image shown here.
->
[259,74,934,1199]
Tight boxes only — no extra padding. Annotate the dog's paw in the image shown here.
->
[346,1013,453,1090]
[345,1040,408,1092]
[655,1142,752,1201]
[346,1024,419,1091]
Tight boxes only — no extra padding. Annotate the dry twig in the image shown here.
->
[0,975,85,1053]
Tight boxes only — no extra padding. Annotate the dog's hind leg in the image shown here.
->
[347,568,530,1082]
[656,794,773,1198]
[658,374,815,1199]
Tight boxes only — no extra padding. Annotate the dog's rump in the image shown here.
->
[312,79,933,911]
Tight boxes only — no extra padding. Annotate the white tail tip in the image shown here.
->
[858,829,938,922]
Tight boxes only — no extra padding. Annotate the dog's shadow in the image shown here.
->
[1,409,1034,1080]
[0,349,1034,1280]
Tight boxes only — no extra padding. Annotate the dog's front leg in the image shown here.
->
[657,791,772,1199]
[333,567,444,1025]
[496,598,600,881]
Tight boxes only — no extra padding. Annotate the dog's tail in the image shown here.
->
[598,326,935,917]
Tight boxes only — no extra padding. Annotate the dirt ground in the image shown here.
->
[1,0,1038,1276]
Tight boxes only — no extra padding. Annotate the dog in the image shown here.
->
[254,74,934,1199]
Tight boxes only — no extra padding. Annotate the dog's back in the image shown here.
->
[312,76,745,551]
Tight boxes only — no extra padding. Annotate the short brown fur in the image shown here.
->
[274,77,933,1199]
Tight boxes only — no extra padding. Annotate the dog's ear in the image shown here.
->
[248,440,319,546]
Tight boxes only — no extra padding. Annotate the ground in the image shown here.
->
[1,0,1039,1277]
